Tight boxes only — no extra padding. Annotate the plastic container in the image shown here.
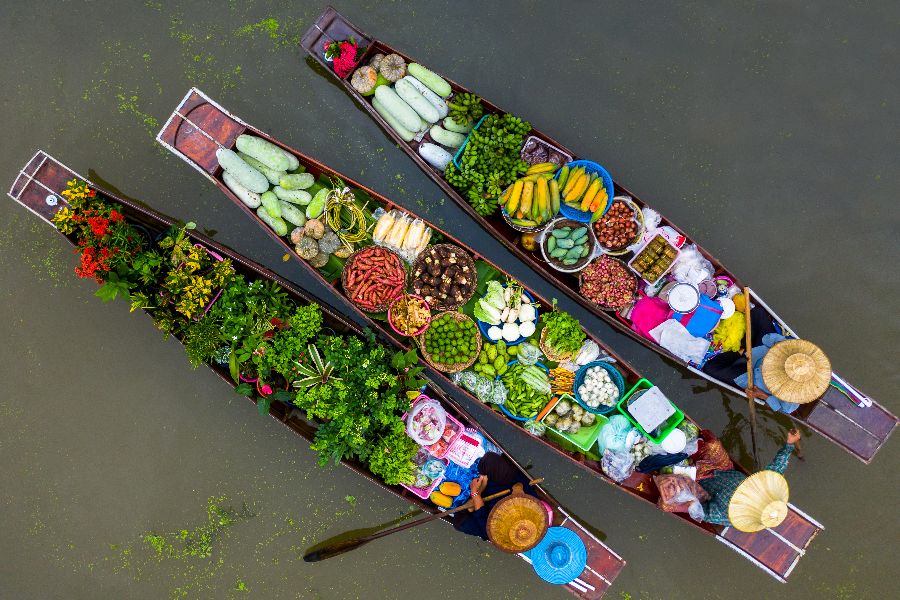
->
[541,393,608,452]
[451,114,489,169]
[405,395,448,445]
[520,135,573,167]
[401,456,450,499]
[538,217,600,274]
[616,379,685,444]
[573,361,626,415]
[424,411,464,459]
[555,160,615,222]
[497,360,552,421]
[475,286,539,346]
[628,234,680,286]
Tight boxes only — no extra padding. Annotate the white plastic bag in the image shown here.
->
[649,320,710,364]
[671,244,714,285]
[601,449,635,482]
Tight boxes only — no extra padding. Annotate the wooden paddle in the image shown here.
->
[303,478,544,562]
[743,287,761,470]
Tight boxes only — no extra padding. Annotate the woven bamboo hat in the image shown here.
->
[486,484,549,553]
[761,339,831,404]
[728,470,790,533]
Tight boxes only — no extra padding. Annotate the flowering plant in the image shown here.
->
[52,180,143,281]
[323,36,364,78]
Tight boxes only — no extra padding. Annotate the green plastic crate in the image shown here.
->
[541,394,608,452]
[616,378,685,444]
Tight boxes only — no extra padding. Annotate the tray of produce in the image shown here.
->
[498,162,561,231]
[372,209,432,261]
[520,135,573,167]
[402,448,449,499]
[411,243,477,310]
[554,160,614,223]
[539,218,598,273]
[419,311,482,373]
[424,412,464,458]
[574,361,626,415]
[474,281,538,345]
[341,246,407,312]
[628,234,680,285]
[405,395,448,445]
[388,294,431,336]
[497,360,552,421]
[593,197,645,255]
[542,394,607,452]
[580,255,638,311]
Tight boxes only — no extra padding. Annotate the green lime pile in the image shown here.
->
[474,340,518,378]
[423,314,479,367]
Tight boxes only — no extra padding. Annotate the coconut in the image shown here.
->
[379,53,406,82]
[351,66,378,95]
[304,219,325,240]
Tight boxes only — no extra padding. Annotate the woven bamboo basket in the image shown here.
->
[539,327,576,362]
[410,244,477,311]
[341,246,406,313]
[417,311,482,373]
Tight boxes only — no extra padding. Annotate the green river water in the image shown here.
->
[1,1,897,598]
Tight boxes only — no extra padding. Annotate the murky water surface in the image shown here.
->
[1,1,897,598]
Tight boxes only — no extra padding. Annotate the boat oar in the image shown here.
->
[303,477,543,562]
[743,287,761,470]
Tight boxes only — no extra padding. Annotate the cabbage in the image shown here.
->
[483,281,507,310]
[474,299,502,325]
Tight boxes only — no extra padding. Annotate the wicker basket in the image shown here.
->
[410,244,477,311]
[595,197,646,256]
[417,311,482,373]
[539,327,576,362]
[578,256,638,312]
[341,246,407,313]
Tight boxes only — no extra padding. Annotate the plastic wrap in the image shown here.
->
[406,399,447,445]
[372,208,432,263]
[671,244,714,285]
[597,415,636,454]
[516,342,543,366]
[601,449,635,482]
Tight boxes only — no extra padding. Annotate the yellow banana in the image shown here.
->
[507,179,524,215]
[526,162,558,175]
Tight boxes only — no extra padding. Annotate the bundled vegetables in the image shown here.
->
[474,281,538,343]
[499,362,550,419]
[540,305,586,359]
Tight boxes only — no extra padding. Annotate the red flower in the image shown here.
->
[332,40,360,78]
[88,216,109,238]
[109,209,124,222]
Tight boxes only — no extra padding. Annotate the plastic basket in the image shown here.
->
[451,114,489,169]
[616,379,685,444]
[555,160,615,222]
[496,360,552,421]
[424,411,465,459]
[627,234,681,286]
[573,361,625,415]
[401,456,450,499]
[475,285,539,347]
[541,393,608,452]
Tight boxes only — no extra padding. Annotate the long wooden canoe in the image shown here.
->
[300,6,896,464]
[8,150,624,599]
[157,87,822,582]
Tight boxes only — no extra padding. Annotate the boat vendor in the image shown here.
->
[452,452,542,540]
[700,429,801,529]
[702,306,832,414]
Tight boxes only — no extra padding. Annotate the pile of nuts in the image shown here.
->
[593,200,639,250]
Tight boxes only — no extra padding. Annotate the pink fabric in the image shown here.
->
[630,296,672,340]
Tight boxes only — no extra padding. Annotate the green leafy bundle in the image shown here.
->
[541,303,586,356]
[445,113,530,217]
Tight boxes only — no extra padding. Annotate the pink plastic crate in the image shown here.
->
[425,412,464,458]
[401,456,449,499]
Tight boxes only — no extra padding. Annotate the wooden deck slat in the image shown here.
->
[723,509,819,578]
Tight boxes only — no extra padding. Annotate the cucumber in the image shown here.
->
[216,148,268,193]
[443,116,473,134]
[279,201,307,226]
[222,171,261,208]
[288,164,307,174]
[273,185,312,205]
[260,191,282,219]
[281,149,300,172]
[256,206,288,236]
[374,86,421,132]
[306,188,328,219]
[429,125,466,149]
[238,151,285,186]
[407,63,451,97]
[394,79,440,124]
[402,75,449,118]
[372,96,415,142]
[279,173,314,190]
[235,134,290,171]
[550,248,567,259]
[418,143,453,171]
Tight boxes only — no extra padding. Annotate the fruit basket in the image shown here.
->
[539,218,599,274]
[555,160,615,223]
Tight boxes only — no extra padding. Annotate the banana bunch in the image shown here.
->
[498,162,561,227]
[557,165,609,219]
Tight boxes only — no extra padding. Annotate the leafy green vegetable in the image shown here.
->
[541,301,586,356]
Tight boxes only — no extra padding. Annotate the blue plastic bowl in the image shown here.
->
[573,361,625,415]
[555,160,615,223]
[496,360,550,421]
[451,115,489,170]
[476,286,539,347]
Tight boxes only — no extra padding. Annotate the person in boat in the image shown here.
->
[700,429,802,528]
[701,306,832,414]
[452,452,539,540]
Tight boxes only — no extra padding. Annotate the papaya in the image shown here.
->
[439,481,462,497]
[430,491,453,508]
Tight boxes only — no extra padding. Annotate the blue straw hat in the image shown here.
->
[524,527,587,585]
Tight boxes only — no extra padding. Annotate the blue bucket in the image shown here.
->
[555,160,614,223]
[475,286,539,347]
[497,360,550,421]
[573,361,625,415]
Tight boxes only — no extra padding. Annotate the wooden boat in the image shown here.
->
[7,150,624,599]
[157,87,822,582]
[299,6,896,464]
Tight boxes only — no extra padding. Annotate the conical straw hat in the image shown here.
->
[728,470,790,532]
[486,489,549,553]
[761,339,831,404]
